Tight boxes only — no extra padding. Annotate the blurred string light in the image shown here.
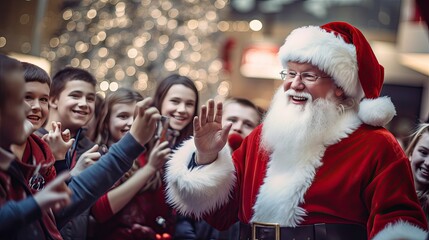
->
[41,0,230,100]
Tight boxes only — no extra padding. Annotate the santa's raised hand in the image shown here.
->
[194,99,231,165]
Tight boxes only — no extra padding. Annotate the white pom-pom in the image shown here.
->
[358,96,396,127]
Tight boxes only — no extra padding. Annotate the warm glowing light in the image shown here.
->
[217,21,229,31]
[206,11,217,21]
[97,31,106,41]
[0,37,7,48]
[127,48,138,58]
[105,58,116,68]
[63,9,73,20]
[249,20,263,31]
[49,38,60,48]
[159,35,169,45]
[81,58,90,68]
[87,9,97,19]
[46,0,224,102]
[187,19,198,30]
[194,80,203,91]
[217,81,230,96]
[151,9,162,18]
[157,16,167,26]
[167,19,178,29]
[190,52,201,62]
[168,8,179,18]
[115,70,125,80]
[135,56,145,66]
[98,47,108,58]
[174,41,185,51]
[126,66,136,76]
[70,58,80,67]
[20,14,30,24]
[164,59,177,71]
[109,82,119,91]
[161,1,173,10]
[97,91,106,98]
[148,51,158,60]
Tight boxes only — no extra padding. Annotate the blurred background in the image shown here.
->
[1,0,428,143]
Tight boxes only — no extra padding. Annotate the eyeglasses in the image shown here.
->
[279,70,330,82]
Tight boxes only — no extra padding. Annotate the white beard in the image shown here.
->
[252,87,357,226]
[261,88,341,160]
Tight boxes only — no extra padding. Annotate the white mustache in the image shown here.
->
[284,89,312,100]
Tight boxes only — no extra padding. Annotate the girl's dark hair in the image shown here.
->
[0,55,23,107]
[21,62,51,86]
[96,88,143,146]
[152,74,199,145]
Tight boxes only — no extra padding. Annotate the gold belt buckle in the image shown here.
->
[252,221,280,240]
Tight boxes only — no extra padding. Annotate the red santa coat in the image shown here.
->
[166,124,428,240]
[91,154,175,240]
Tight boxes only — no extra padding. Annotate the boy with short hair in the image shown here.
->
[222,97,263,142]
[37,67,98,172]
[0,55,73,239]
[36,66,99,240]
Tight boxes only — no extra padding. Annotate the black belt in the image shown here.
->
[239,222,367,240]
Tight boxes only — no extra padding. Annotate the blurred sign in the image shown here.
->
[240,43,282,79]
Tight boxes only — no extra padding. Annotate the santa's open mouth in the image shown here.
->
[291,96,308,101]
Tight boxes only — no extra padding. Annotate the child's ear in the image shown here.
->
[49,96,58,109]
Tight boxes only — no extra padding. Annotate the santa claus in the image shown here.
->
[165,22,428,240]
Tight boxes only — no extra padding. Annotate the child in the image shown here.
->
[0,55,72,239]
[0,56,161,239]
[37,67,98,173]
[90,88,169,239]
[11,62,74,179]
[222,97,264,150]
[405,123,429,226]
[92,74,199,239]
[35,67,100,239]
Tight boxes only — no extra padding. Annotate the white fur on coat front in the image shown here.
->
[252,111,362,226]
[372,220,427,240]
[164,138,236,218]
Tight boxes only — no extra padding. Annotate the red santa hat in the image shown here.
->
[278,21,396,126]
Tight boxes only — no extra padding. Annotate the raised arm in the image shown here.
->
[55,98,160,227]
[92,140,170,222]
[165,99,236,219]
[193,99,231,165]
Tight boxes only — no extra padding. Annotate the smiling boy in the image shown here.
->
[35,67,99,240]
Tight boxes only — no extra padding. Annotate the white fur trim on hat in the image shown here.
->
[279,25,364,101]
[358,96,396,127]
[164,137,236,218]
[372,220,427,240]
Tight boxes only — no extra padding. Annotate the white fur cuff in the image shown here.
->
[372,220,427,240]
[164,138,236,218]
